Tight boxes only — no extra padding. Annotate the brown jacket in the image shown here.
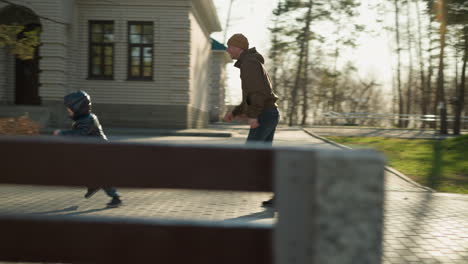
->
[232,48,278,118]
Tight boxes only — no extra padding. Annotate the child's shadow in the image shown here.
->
[32,205,115,216]
[62,207,114,216]
[31,205,80,215]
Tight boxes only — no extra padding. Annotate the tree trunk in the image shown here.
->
[288,42,304,126]
[415,0,428,128]
[288,0,313,126]
[405,0,414,128]
[394,0,404,128]
[223,0,234,43]
[427,12,435,129]
[454,26,467,135]
[330,38,340,125]
[269,1,283,93]
[435,0,448,134]
[301,35,311,126]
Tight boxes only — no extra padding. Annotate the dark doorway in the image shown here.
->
[0,4,42,105]
[15,23,41,105]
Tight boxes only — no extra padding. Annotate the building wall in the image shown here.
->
[209,51,228,122]
[0,47,6,102]
[74,0,191,106]
[0,0,71,126]
[92,104,189,128]
[188,12,211,128]
[0,0,68,103]
[1,0,221,129]
[64,0,193,128]
[0,47,15,104]
[38,0,69,101]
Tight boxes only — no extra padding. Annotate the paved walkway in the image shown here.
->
[1,125,467,264]
[305,125,468,139]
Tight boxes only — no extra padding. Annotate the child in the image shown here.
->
[54,90,122,207]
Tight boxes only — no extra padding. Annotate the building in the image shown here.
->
[0,0,228,129]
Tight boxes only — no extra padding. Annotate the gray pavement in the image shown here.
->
[1,125,467,264]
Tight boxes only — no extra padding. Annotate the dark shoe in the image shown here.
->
[84,188,100,199]
[262,198,275,208]
[107,197,122,207]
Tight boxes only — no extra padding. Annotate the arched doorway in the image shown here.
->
[0,5,42,105]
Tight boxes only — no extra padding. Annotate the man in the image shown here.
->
[223,33,279,207]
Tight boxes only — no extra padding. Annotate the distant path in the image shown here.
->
[304,126,467,139]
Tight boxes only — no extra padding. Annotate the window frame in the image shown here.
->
[88,20,115,80]
[127,21,154,81]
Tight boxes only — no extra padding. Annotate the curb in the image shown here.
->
[302,128,435,192]
[41,127,233,138]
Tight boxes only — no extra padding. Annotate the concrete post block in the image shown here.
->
[274,148,385,264]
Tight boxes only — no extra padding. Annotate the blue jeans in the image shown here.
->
[103,187,119,198]
[246,108,279,144]
[87,186,119,198]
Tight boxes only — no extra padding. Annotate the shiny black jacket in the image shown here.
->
[59,113,108,140]
[59,90,107,140]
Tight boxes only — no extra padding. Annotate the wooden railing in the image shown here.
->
[0,135,385,264]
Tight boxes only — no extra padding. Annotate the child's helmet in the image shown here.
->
[64,90,91,117]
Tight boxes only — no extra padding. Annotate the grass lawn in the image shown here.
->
[325,135,468,194]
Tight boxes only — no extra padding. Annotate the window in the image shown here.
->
[128,22,153,80]
[88,21,114,79]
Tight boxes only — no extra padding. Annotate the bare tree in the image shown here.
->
[300,33,311,125]
[394,0,405,127]
[288,0,313,126]
[223,0,235,43]
[415,0,429,127]
[434,0,448,134]
[427,6,436,129]
[453,25,468,134]
[405,0,415,127]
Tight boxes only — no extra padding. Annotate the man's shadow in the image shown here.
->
[222,208,276,223]
[31,205,115,216]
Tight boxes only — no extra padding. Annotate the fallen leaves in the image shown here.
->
[0,116,40,135]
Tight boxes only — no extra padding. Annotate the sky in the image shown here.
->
[211,0,279,105]
[210,0,394,105]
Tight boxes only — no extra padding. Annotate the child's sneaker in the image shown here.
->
[261,198,275,208]
[84,187,100,198]
[107,197,122,207]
